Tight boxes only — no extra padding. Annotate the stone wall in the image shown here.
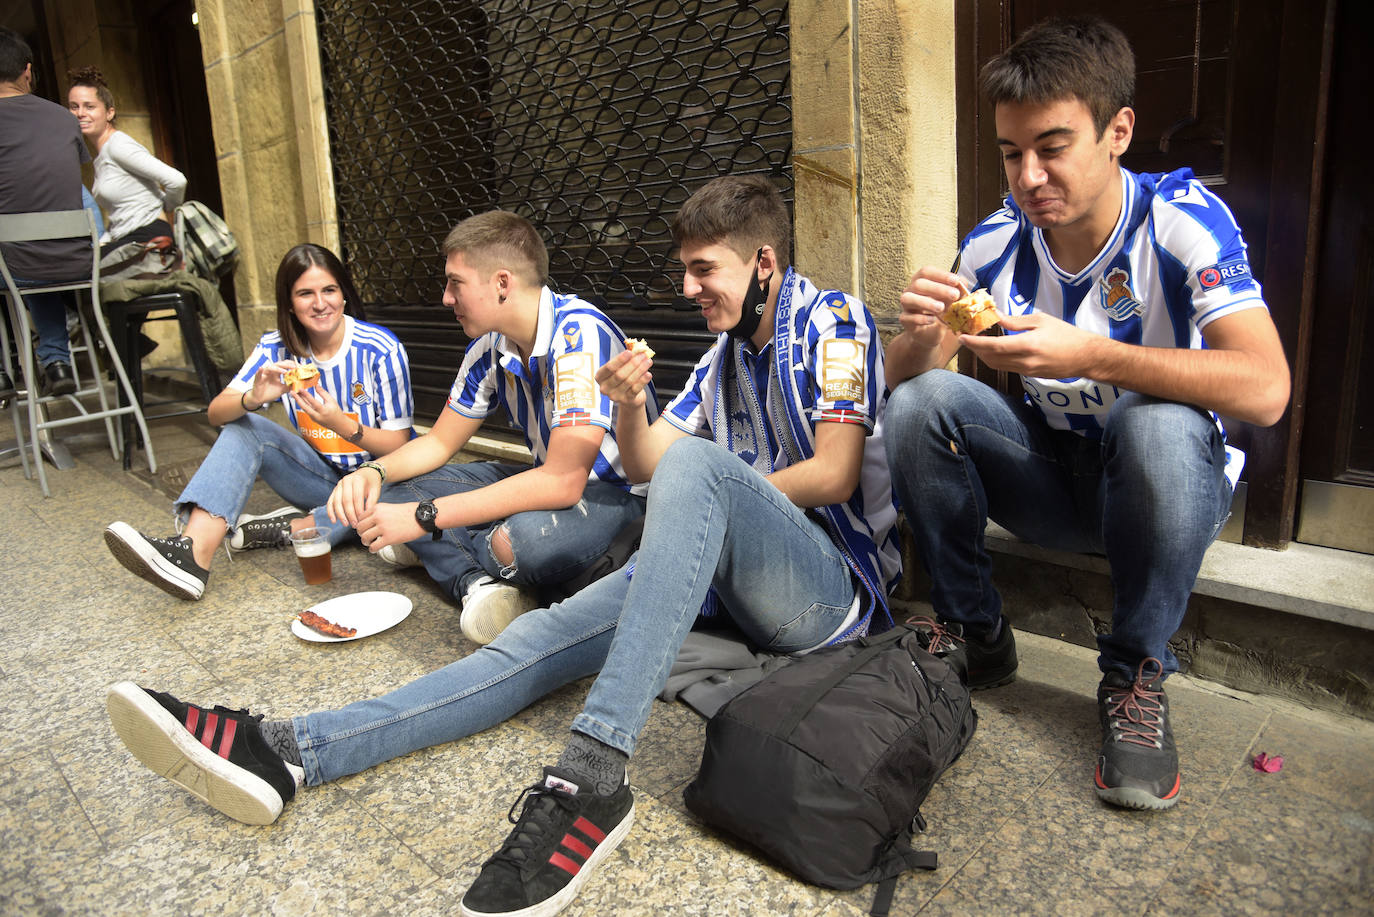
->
[188,0,955,336]
[791,0,957,315]
[191,0,338,348]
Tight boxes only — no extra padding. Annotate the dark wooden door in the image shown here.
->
[958,0,1336,548]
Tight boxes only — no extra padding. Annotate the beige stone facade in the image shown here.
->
[793,0,957,316]
[45,1,956,339]
[192,0,338,346]
[187,0,955,331]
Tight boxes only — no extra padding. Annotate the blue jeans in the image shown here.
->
[381,462,646,600]
[11,281,71,367]
[572,436,856,755]
[294,567,627,784]
[175,412,351,544]
[883,371,1232,679]
[291,436,856,781]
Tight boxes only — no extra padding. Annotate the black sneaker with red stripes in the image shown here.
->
[105,681,303,825]
[460,766,635,917]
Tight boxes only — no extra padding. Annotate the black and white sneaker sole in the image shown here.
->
[104,522,204,600]
[106,681,283,825]
[459,803,635,917]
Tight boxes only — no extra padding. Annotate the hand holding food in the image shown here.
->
[283,362,321,393]
[939,287,1001,336]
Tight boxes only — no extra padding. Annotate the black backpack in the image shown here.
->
[683,623,977,915]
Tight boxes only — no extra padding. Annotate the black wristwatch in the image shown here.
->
[415,501,442,540]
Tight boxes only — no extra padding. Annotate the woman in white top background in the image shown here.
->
[66,65,186,255]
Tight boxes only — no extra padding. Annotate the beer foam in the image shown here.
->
[293,540,330,558]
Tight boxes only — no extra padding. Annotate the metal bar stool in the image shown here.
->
[107,291,222,469]
[0,209,157,495]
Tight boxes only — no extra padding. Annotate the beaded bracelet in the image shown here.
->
[358,461,387,484]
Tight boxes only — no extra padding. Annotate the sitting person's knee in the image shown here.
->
[490,524,515,567]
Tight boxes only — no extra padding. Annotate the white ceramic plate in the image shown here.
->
[291,591,413,643]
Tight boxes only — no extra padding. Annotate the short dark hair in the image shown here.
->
[0,27,34,84]
[979,16,1135,137]
[443,210,549,288]
[671,174,791,268]
[274,243,365,357]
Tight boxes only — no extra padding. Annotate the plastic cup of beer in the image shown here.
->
[290,526,332,585]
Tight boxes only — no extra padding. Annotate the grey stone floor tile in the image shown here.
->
[4,412,1374,915]
[1154,705,1374,915]
[0,750,106,915]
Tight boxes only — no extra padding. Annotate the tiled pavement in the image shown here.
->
[1,405,1371,915]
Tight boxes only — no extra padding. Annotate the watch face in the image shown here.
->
[416,502,438,528]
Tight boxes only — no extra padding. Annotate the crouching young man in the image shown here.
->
[883,17,1289,811]
[455,174,901,917]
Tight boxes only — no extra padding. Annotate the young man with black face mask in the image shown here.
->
[456,173,901,917]
[101,177,898,916]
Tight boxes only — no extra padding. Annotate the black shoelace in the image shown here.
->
[489,782,579,867]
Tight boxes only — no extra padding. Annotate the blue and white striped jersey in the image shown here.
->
[665,269,902,602]
[446,286,656,492]
[957,168,1266,484]
[230,315,415,473]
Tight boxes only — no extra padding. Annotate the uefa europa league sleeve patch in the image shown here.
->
[821,339,866,404]
[555,351,596,412]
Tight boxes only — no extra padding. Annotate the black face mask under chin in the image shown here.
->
[728,248,773,341]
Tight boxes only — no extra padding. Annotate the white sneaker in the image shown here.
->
[377,542,422,567]
[459,577,540,645]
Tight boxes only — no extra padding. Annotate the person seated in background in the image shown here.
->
[0,26,90,397]
[103,243,415,600]
[67,66,186,256]
[327,209,656,645]
[882,16,1289,811]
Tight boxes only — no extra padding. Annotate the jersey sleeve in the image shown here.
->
[548,313,617,430]
[369,338,415,430]
[663,341,720,437]
[445,337,499,419]
[805,292,882,431]
[1154,175,1267,330]
[227,334,278,392]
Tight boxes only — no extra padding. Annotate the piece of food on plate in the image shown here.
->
[625,337,655,359]
[298,610,356,638]
[940,288,1001,336]
[283,363,320,393]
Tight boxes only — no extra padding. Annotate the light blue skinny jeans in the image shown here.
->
[379,462,646,601]
[175,412,350,543]
[293,436,856,783]
[883,371,1232,679]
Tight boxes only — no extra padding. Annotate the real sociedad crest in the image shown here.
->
[1099,267,1143,321]
[350,381,369,404]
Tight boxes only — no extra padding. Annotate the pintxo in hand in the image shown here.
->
[940,287,1001,336]
[283,363,320,393]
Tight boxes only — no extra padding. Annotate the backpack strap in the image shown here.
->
[869,833,938,916]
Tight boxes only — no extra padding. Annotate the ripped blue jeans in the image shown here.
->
[381,462,646,602]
